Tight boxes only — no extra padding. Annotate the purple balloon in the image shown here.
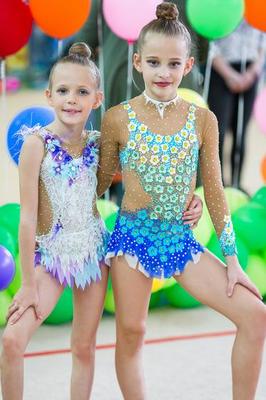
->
[0,245,15,291]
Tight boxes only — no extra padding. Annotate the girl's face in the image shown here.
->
[134,32,194,102]
[46,63,103,129]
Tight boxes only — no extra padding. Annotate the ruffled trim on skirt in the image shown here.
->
[35,228,110,289]
[105,228,204,279]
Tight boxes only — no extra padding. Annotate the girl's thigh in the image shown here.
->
[3,266,63,347]
[175,250,266,326]
[71,265,109,339]
[110,256,153,327]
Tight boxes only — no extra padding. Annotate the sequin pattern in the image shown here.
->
[20,126,109,288]
[120,102,199,221]
[98,97,238,278]
[105,103,204,278]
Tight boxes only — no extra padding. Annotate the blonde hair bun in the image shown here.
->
[156,2,179,21]
[68,42,91,59]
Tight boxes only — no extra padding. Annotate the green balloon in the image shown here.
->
[164,283,201,308]
[224,187,249,214]
[7,254,22,296]
[104,276,115,313]
[149,291,162,309]
[44,287,73,324]
[207,233,249,270]
[0,203,20,240]
[252,186,266,208]
[0,227,17,257]
[193,186,214,245]
[246,255,266,296]
[186,0,244,40]
[232,203,266,251]
[105,212,118,233]
[96,199,119,221]
[104,288,115,314]
[261,248,266,263]
[0,291,12,326]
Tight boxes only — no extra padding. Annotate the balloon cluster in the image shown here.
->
[186,0,266,40]
[0,0,91,59]
[1,0,266,60]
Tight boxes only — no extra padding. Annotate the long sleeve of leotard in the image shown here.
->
[199,109,237,257]
[97,109,120,197]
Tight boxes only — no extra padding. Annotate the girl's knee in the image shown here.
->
[119,319,146,345]
[71,336,96,363]
[1,330,25,359]
[240,303,266,341]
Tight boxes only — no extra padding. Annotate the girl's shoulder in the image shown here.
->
[17,124,47,143]
[85,129,101,146]
[103,97,141,126]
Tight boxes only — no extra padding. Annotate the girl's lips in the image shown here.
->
[63,109,81,114]
[154,82,171,87]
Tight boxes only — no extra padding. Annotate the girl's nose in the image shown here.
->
[67,93,77,104]
[158,67,170,79]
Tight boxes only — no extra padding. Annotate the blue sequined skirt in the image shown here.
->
[105,209,204,279]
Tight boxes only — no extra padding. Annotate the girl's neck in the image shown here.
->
[47,121,85,145]
[142,91,179,119]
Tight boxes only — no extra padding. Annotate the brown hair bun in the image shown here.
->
[68,42,91,59]
[156,2,179,21]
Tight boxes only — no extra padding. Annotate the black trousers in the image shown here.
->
[208,62,258,188]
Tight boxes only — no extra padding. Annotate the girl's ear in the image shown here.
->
[45,88,53,106]
[133,53,142,73]
[183,57,194,77]
[92,90,104,109]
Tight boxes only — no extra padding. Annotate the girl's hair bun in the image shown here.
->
[156,2,179,21]
[68,42,91,59]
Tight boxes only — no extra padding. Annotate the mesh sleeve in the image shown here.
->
[199,110,237,257]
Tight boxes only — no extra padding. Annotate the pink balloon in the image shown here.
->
[254,87,266,135]
[103,0,161,43]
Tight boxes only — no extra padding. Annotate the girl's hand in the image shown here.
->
[7,284,42,325]
[226,258,262,300]
[183,194,203,229]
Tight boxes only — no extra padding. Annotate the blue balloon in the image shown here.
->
[6,106,55,165]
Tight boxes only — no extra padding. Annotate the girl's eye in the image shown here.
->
[57,88,67,94]
[147,60,159,67]
[169,62,181,68]
[79,89,90,95]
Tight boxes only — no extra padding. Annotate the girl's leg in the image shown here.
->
[176,250,266,400]
[70,265,109,400]
[111,257,153,400]
[0,266,63,400]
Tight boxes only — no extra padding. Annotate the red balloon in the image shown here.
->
[245,0,266,32]
[0,0,33,58]
[29,0,91,39]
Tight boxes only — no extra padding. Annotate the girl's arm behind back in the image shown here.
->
[97,108,120,197]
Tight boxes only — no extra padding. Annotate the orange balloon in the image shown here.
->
[245,0,266,32]
[29,0,91,39]
[261,155,266,183]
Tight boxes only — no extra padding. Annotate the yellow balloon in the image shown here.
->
[151,278,165,293]
[177,88,208,109]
